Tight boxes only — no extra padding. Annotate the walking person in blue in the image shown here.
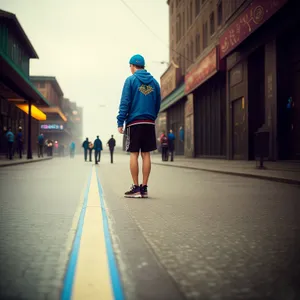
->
[82,138,89,162]
[69,141,76,158]
[37,133,44,158]
[6,127,14,160]
[93,136,103,164]
[168,129,176,162]
[16,127,24,159]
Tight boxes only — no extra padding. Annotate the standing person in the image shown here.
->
[107,135,116,164]
[179,126,184,143]
[160,131,168,161]
[88,141,93,162]
[82,138,89,162]
[117,54,161,198]
[16,127,23,159]
[37,133,44,158]
[167,129,175,162]
[69,141,76,158]
[6,127,14,160]
[94,136,103,164]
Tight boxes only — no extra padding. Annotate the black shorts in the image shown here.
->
[125,124,157,153]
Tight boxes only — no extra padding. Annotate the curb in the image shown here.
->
[0,157,53,168]
[152,162,300,186]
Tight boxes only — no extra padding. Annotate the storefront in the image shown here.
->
[219,0,294,160]
[159,61,185,155]
[185,46,226,158]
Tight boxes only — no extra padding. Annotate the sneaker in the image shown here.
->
[124,185,141,198]
[140,185,148,198]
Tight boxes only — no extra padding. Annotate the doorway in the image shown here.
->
[232,97,246,160]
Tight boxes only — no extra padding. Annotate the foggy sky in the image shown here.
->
[1,0,169,146]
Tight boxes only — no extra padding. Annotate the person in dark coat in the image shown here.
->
[16,127,23,159]
[82,138,89,162]
[94,136,103,164]
[160,131,168,161]
[107,135,116,163]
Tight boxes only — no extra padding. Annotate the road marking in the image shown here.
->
[72,167,114,300]
[96,168,125,300]
[61,168,92,300]
[61,166,124,300]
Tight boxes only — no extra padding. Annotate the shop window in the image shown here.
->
[195,0,201,17]
[202,21,208,49]
[210,12,215,35]
[40,82,45,88]
[196,33,201,57]
[217,1,223,26]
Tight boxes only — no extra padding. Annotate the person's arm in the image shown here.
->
[117,77,132,129]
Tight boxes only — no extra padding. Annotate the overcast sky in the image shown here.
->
[1,0,169,146]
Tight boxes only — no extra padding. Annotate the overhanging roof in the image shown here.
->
[30,76,64,97]
[0,9,38,58]
[40,106,67,122]
[160,83,185,112]
[0,52,51,106]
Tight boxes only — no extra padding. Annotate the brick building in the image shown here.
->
[160,0,299,160]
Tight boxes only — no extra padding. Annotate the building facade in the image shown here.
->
[161,0,297,160]
[0,9,49,158]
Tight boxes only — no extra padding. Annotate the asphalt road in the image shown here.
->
[0,152,300,300]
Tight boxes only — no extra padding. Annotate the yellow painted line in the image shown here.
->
[72,167,114,300]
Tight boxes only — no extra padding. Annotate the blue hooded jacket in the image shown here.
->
[117,70,161,127]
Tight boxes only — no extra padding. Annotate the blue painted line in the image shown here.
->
[96,169,125,300]
[60,168,93,300]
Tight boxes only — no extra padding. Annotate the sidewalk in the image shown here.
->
[0,156,52,168]
[152,155,300,185]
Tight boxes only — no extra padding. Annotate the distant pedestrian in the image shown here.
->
[82,138,89,161]
[117,54,161,198]
[37,133,44,157]
[6,127,14,160]
[70,142,76,158]
[179,126,184,143]
[88,141,93,162]
[16,126,23,159]
[167,129,175,161]
[107,135,116,163]
[160,131,168,161]
[94,136,103,164]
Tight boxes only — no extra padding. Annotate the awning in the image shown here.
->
[160,83,185,112]
[0,51,50,107]
[40,107,68,122]
[16,104,46,121]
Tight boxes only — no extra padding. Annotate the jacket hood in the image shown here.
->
[133,70,154,84]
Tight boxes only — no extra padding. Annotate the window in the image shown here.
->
[186,44,190,67]
[190,41,194,62]
[182,12,185,35]
[176,14,180,42]
[195,33,201,57]
[202,21,208,49]
[210,12,215,35]
[217,1,223,26]
[171,2,174,14]
[195,0,201,16]
[189,1,193,26]
[40,82,45,88]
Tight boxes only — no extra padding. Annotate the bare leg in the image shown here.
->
[130,152,139,185]
[141,152,151,186]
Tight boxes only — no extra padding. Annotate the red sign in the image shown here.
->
[220,0,288,59]
[185,47,218,94]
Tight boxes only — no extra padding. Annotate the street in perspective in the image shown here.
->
[1,0,300,299]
